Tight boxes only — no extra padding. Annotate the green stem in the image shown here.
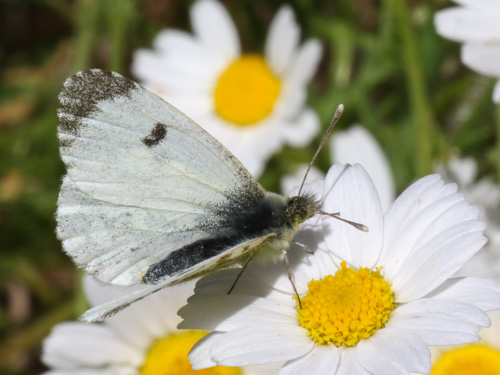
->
[0,300,75,371]
[72,0,101,72]
[386,0,442,176]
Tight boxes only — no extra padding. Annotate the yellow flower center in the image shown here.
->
[296,261,394,347]
[431,344,500,375]
[140,330,242,375]
[214,54,281,126]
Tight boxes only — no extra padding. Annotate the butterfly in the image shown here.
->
[57,69,365,322]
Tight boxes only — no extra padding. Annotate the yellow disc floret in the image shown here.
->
[431,344,500,375]
[140,330,242,375]
[296,261,394,347]
[214,54,281,126]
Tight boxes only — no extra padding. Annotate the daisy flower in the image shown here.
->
[132,0,322,177]
[179,163,500,374]
[428,310,500,375]
[435,0,500,103]
[422,251,500,375]
[42,276,280,374]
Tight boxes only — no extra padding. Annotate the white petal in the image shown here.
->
[280,345,339,375]
[209,326,314,366]
[389,298,489,346]
[381,175,482,282]
[275,87,307,119]
[42,323,142,369]
[152,29,200,56]
[331,126,396,212]
[244,244,324,297]
[454,0,500,11]
[280,108,320,147]
[190,267,292,306]
[393,220,487,302]
[132,50,213,93]
[494,80,500,103]
[190,0,240,64]
[462,42,500,77]
[43,370,133,375]
[83,276,193,347]
[286,39,323,87]
[356,327,430,375]
[244,363,285,375]
[266,5,300,76]
[446,156,477,187]
[426,277,500,312]
[189,332,221,369]
[336,348,372,375]
[281,165,324,196]
[322,164,384,269]
[178,294,297,331]
[435,7,500,42]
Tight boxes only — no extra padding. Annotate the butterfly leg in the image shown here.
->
[294,241,313,254]
[227,253,256,295]
[284,251,302,309]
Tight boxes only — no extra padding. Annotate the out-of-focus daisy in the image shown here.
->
[42,276,280,375]
[429,310,500,375]
[435,0,500,103]
[281,125,395,211]
[416,251,500,375]
[179,163,500,374]
[132,0,322,177]
[435,156,500,252]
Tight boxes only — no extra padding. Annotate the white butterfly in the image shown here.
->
[57,69,337,322]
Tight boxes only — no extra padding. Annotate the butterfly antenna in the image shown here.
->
[298,104,344,196]
[318,210,369,232]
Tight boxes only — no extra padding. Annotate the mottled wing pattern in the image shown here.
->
[57,69,264,287]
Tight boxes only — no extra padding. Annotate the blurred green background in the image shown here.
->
[0,0,498,374]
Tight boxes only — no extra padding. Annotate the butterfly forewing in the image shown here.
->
[57,70,265,286]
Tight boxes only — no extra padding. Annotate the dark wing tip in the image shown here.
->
[58,69,137,136]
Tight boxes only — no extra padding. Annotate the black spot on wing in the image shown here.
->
[58,69,136,137]
[142,122,168,147]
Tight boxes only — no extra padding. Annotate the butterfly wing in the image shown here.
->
[57,69,266,287]
[79,232,277,322]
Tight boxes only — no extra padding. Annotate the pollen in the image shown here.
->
[140,330,242,375]
[296,261,394,347]
[431,344,500,375]
[214,54,281,126]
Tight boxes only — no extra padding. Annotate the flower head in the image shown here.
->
[42,276,280,374]
[132,0,322,177]
[435,0,500,102]
[424,249,500,375]
[179,163,500,374]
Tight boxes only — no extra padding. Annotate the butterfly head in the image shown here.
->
[286,193,322,228]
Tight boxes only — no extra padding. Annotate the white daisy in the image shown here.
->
[421,251,500,375]
[132,0,322,177]
[42,276,280,375]
[179,163,500,374]
[427,310,500,375]
[435,0,500,103]
[435,156,500,252]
